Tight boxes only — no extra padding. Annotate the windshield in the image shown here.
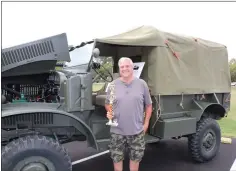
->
[63,43,114,83]
[65,43,94,67]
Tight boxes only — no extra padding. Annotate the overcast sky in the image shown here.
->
[2,1,236,64]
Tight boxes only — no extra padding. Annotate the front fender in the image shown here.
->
[2,107,98,150]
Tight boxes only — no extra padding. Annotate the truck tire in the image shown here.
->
[1,135,72,171]
[188,117,221,163]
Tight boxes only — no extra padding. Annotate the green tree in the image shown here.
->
[92,58,113,82]
[229,58,236,82]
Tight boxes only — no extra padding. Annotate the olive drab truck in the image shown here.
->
[1,25,231,171]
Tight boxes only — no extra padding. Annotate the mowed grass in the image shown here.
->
[218,87,236,138]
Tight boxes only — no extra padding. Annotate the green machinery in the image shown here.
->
[1,26,231,171]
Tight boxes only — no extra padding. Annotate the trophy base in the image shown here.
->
[106,120,118,127]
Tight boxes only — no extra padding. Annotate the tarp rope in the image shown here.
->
[164,40,179,59]
[152,94,162,128]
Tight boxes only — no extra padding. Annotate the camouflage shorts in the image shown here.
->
[108,131,146,163]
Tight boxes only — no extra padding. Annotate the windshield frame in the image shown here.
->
[63,41,95,69]
[86,40,97,72]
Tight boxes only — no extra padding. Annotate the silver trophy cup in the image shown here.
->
[106,82,118,127]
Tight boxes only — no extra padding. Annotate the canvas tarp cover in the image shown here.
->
[95,26,231,95]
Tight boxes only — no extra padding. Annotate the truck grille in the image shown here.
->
[2,113,54,126]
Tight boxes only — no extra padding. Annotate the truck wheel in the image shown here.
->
[1,135,72,171]
[188,117,221,163]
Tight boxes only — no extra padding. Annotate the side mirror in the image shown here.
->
[92,48,100,58]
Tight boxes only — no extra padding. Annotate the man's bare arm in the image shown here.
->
[142,80,153,127]
[105,104,110,112]
[144,104,152,125]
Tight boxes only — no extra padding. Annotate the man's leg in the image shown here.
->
[109,133,126,171]
[114,161,123,171]
[127,131,146,171]
[129,160,140,171]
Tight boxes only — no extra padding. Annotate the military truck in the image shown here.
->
[1,26,231,171]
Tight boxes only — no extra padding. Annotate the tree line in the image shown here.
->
[230,58,236,82]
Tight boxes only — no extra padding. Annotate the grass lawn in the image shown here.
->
[218,87,236,138]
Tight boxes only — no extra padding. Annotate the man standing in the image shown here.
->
[105,57,153,171]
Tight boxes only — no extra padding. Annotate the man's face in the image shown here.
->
[119,60,133,78]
